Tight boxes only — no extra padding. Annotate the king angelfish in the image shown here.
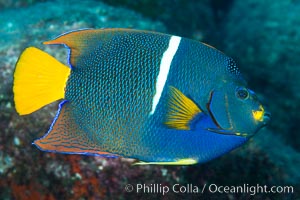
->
[13,28,270,165]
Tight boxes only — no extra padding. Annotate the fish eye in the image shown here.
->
[236,87,249,100]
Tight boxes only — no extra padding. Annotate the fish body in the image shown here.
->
[13,29,270,165]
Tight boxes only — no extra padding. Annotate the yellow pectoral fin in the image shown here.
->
[13,47,71,115]
[164,86,201,130]
[133,158,198,166]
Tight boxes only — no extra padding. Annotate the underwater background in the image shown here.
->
[0,0,299,199]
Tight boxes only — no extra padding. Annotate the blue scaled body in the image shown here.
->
[14,29,270,165]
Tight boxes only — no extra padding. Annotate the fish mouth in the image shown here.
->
[262,111,271,125]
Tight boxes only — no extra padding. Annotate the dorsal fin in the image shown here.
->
[164,86,202,130]
[43,28,127,67]
[43,29,101,67]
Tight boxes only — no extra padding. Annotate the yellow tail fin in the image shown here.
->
[13,47,71,115]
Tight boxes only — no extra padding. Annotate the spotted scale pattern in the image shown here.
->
[65,30,172,157]
[226,58,240,76]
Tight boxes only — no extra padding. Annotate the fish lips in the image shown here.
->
[262,111,271,126]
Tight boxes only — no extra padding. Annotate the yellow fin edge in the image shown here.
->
[164,86,201,130]
[13,47,71,115]
[133,158,198,166]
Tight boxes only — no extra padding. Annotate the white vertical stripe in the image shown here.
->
[150,36,181,115]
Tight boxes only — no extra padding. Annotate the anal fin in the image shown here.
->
[34,101,116,157]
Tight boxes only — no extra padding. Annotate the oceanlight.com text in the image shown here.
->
[124,183,294,196]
